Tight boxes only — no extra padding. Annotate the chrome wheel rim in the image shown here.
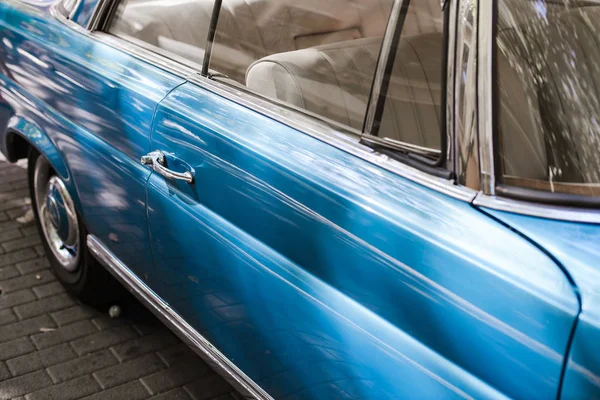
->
[34,157,80,272]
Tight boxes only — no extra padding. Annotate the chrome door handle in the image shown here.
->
[141,150,194,184]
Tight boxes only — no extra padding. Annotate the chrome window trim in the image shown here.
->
[445,0,458,168]
[363,0,404,134]
[477,0,495,196]
[87,0,113,31]
[68,0,83,19]
[454,0,479,189]
[473,193,600,224]
[188,74,477,203]
[87,235,274,400]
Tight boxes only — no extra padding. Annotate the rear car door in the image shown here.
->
[0,0,186,280]
[143,0,580,399]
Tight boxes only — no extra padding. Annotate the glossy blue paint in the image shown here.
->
[0,0,184,279]
[146,81,579,399]
[481,209,600,400]
[71,0,99,27]
[0,1,590,398]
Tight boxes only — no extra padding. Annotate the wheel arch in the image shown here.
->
[3,117,84,216]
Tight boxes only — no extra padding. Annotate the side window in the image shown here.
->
[368,1,445,157]
[495,0,600,199]
[106,0,216,66]
[208,0,395,131]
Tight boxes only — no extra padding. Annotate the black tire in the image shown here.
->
[28,148,123,307]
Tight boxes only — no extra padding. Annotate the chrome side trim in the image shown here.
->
[477,0,495,195]
[473,193,600,224]
[86,235,273,400]
[188,74,478,203]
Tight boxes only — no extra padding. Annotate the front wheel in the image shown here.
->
[28,149,121,306]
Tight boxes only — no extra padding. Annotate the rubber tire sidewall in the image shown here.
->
[28,149,117,306]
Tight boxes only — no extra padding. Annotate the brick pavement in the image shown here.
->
[0,155,239,400]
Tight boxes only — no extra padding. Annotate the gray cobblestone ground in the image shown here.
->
[0,155,239,400]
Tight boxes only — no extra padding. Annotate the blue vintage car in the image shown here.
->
[0,0,598,398]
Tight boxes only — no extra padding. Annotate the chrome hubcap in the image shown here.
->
[34,157,80,271]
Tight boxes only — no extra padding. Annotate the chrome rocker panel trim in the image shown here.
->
[86,234,273,400]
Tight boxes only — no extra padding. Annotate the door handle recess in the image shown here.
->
[141,150,194,184]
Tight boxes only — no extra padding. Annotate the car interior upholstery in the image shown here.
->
[110,0,444,146]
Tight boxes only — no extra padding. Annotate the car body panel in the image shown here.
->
[0,0,185,279]
[481,209,600,400]
[146,81,579,399]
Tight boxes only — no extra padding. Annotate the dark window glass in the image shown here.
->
[107,0,214,66]
[374,0,444,154]
[496,0,600,197]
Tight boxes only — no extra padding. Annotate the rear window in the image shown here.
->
[495,0,600,199]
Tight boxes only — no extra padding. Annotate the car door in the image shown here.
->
[144,0,580,399]
[0,0,187,280]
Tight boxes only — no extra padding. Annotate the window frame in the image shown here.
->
[361,0,450,175]
[473,0,600,222]
[74,0,477,203]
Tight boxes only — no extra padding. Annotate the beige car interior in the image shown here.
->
[111,0,444,148]
[497,1,600,190]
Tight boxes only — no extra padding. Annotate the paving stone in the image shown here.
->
[111,329,178,362]
[14,293,75,319]
[0,220,20,233]
[0,336,35,361]
[0,265,19,282]
[133,320,162,336]
[0,270,54,294]
[32,281,65,298]
[47,349,118,383]
[0,288,36,310]
[184,374,234,400]
[0,228,23,242]
[0,308,17,327]
[51,305,97,326]
[15,257,50,275]
[94,353,165,389]
[19,225,40,236]
[141,357,211,395]
[7,343,77,377]
[0,195,29,213]
[25,375,100,400]
[0,315,56,344]
[31,320,96,349]
[70,325,138,355]
[2,234,42,252]
[157,343,196,367]
[34,244,46,257]
[91,315,126,331]
[6,206,30,220]
[0,370,53,400]
[82,381,150,400]
[0,361,11,380]
[0,248,38,267]
[149,388,193,400]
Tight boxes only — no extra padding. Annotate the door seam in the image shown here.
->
[472,204,582,400]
